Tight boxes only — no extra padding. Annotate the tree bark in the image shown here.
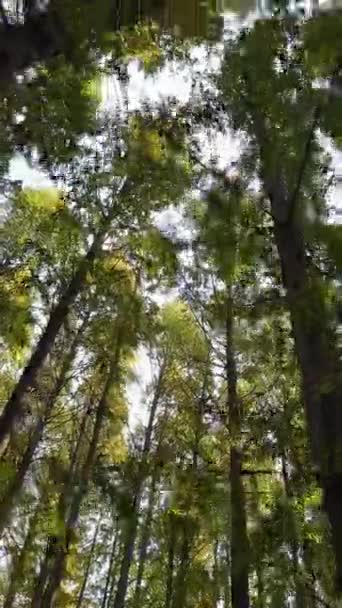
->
[4,499,41,608]
[165,512,177,608]
[39,342,121,608]
[75,513,102,608]
[112,364,165,608]
[226,293,250,608]
[0,324,82,536]
[244,85,342,590]
[0,10,66,84]
[30,399,92,607]
[171,520,192,608]
[132,470,157,608]
[281,455,307,608]
[0,220,111,452]
[224,542,231,608]
[272,176,342,591]
[100,516,120,608]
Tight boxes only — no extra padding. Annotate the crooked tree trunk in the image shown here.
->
[112,364,164,608]
[0,220,111,452]
[0,324,83,536]
[75,513,102,608]
[226,294,250,608]
[39,344,121,608]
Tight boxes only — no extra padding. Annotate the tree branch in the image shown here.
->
[286,105,321,225]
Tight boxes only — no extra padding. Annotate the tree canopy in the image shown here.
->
[1,3,342,608]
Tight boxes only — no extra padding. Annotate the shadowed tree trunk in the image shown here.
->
[39,340,122,608]
[75,513,102,608]
[224,541,231,608]
[30,396,93,608]
[0,323,84,536]
[281,454,308,608]
[100,516,120,608]
[0,8,66,83]
[4,499,41,608]
[0,216,113,452]
[132,470,158,608]
[241,72,342,588]
[112,363,165,608]
[226,293,250,608]
[165,511,177,608]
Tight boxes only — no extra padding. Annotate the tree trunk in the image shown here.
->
[39,343,121,608]
[112,364,164,608]
[272,214,342,588]
[0,220,111,452]
[247,95,342,589]
[0,10,66,83]
[4,499,40,608]
[165,512,177,608]
[30,537,56,608]
[213,540,221,607]
[224,542,231,608]
[281,455,307,608]
[171,522,191,608]
[0,325,82,536]
[100,516,120,608]
[75,513,102,608]
[250,476,264,608]
[30,400,92,607]
[132,471,157,608]
[226,294,250,608]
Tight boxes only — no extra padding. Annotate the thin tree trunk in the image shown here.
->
[250,476,264,608]
[0,325,82,536]
[39,342,122,608]
[226,293,250,608]
[171,520,192,608]
[101,516,120,608]
[224,542,231,608]
[213,540,221,608]
[0,221,111,452]
[281,455,307,608]
[165,512,177,608]
[112,364,165,608]
[75,513,102,608]
[30,537,56,608]
[132,471,157,608]
[171,411,203,608]
[4,499,41,608]
[30,399,92,607]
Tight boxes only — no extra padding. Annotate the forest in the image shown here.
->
[1,0,342,607]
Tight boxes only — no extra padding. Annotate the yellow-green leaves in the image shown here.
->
[0,268,32,356]
[303,15,342,77]
[159,300,208,362]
